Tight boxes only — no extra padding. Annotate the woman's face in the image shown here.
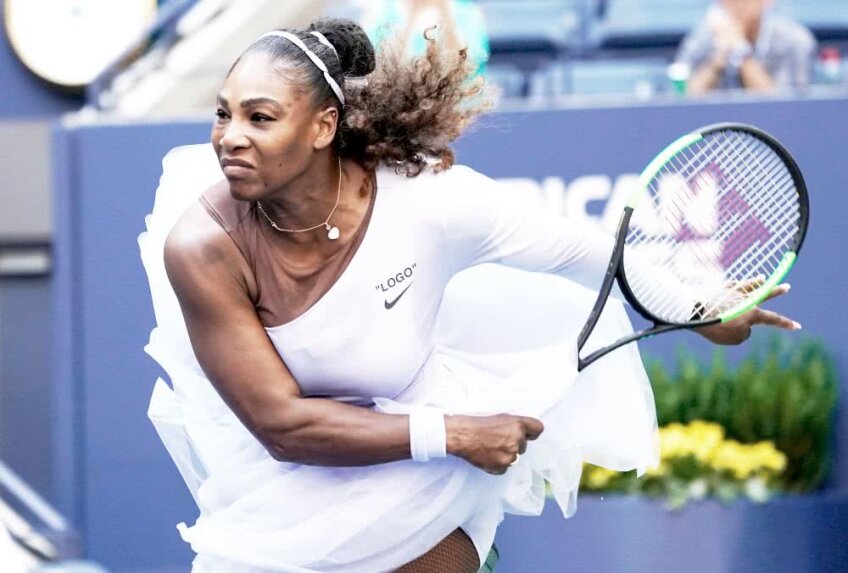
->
[211,52,333,201]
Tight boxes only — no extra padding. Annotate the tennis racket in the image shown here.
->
[577,123,809,371]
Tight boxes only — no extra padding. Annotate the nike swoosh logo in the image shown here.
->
[384,282,413,310]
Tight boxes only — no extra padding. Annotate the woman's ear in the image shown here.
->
[313,106,339,151]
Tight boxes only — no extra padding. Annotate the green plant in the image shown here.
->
[580,335,839,507]
[645,335,838,491]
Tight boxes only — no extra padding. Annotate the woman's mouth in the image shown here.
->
[223,165,253,178]
[221,158,255,178]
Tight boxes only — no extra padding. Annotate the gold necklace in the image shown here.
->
[256,158,342,240]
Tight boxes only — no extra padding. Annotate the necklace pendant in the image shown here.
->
[327,225,340,240]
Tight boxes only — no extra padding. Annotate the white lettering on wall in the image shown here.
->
[497,174,640,234]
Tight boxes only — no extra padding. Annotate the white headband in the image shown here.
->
[310,31,338,57]
[260,31,345,105]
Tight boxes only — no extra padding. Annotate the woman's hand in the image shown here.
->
[695,283,800,345]
[445,414,544,475]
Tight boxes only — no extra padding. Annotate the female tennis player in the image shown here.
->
[139,18,798,573]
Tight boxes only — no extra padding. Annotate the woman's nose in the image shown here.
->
[218,121,250,151]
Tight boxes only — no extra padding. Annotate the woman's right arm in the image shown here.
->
[163,203,542,473]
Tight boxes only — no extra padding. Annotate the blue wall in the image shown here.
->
[496,494,848,572]
[0,6,80,492]
[50,95,847,572]
[52,122,211,570]
[0,275,53,494]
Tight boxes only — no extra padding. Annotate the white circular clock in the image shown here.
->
[4,0,157,90]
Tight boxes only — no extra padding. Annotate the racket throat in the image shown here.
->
[578,323,685,371]
[577,208,633,357]
[576,204,721,371]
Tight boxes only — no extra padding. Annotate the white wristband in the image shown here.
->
[409,407,447,462]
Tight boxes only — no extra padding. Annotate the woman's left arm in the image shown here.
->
[437,166,799,344]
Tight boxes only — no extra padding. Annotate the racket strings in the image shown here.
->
[624,130,801,323]
[729,136,798,239]
[683,137,796,316]
[626,137,734,319]
[706,138,795,258]
[688,132,797,312]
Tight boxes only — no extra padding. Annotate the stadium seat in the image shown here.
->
[598,0,710,50]
[560,58,670,96]
[479,1,590,94]
[778,0,848,42]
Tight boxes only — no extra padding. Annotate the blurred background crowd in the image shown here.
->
[5,0,848,119]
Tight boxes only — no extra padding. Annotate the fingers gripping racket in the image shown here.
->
[577,123,809,371]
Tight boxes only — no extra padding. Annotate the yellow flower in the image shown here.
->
[645,461,668,477]
[651,421,789,484]
[585,466,619,489]
[687,421,725,463]
[658,423,691,460]
[658,420,725,462]
[711,440,747,478]
[709,439,787,479]
[749,441,788,474]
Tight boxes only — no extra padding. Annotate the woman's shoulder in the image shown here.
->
[153,141,251,264]
[163,197,257,302]
[165,194,237,269]
[198,179,253,234]
[373,162,509,238]
[376,162,507,219]
[165,179,252,270]
[376,162,495,196]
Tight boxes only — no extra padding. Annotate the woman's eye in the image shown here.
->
[215,108,229,120]
[252,113,274,123]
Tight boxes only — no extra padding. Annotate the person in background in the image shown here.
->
[363,0,489,76]
[675,0,816,94]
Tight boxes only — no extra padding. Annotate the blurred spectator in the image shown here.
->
[675,0,816,94]
[363,0,489,75]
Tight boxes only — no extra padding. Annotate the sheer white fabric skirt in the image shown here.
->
[139,145,659,572]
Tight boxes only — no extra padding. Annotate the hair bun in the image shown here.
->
[308,18,375,77]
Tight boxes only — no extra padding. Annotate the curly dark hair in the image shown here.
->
[241,18,491,176]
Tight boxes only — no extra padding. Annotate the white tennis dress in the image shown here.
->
[139,144,659,572]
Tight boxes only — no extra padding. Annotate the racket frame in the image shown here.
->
[576,123,809,372]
